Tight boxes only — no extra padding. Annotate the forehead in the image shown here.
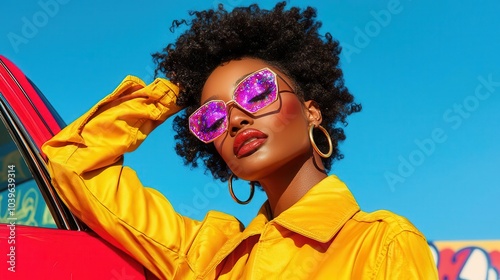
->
[201,58,276,103]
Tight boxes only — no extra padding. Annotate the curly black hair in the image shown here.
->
[152,2,361,183]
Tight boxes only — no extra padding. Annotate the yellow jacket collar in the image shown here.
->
[261,175,360,243]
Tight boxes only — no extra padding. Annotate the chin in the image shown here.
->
[233,157,299,183]
[228,154,275,181]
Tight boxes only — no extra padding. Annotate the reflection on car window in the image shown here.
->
[0,119,56,228]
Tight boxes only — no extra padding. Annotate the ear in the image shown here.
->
[303,100,322,126]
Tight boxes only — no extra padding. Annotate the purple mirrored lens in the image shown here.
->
[233,68,278,113]
[189,68,279,143]
[189,101,228,143]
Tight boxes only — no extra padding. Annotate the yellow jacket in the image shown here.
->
[42,76,438,279]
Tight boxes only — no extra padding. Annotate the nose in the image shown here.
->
[228,106,253,137]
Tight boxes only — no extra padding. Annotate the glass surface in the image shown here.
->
[0,118,56,228]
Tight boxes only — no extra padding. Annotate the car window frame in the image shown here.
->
[0,57,84,231]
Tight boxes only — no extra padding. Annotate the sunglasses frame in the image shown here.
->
[189,67,282,143]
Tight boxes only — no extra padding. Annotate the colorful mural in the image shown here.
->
[430,241,500,280]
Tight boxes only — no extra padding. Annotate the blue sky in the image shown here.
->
[2,0,499,241]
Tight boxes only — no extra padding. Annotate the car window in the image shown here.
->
[0,119,56,228]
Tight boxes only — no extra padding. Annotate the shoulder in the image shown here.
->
[347,210,437,278]
[351,209,426,242]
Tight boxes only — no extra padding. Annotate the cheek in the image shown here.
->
[267,95,306,133]
[280,95,304,121]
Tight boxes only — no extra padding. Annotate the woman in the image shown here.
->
[42,2,438,279]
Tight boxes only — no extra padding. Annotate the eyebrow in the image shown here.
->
[233,71,254,86]
[201,95,219,105]
[201,71,255,104]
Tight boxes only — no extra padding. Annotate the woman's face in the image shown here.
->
[200,58,315,181]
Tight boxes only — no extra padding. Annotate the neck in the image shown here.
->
[259,154,327,219]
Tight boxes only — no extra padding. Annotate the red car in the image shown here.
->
[0,55,157,279]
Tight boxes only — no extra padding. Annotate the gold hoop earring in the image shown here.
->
[309,124,333,158]
[228,174,255,205]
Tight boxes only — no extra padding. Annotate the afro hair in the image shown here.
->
[152,2,361,182]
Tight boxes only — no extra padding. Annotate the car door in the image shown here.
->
[0,55,156,279]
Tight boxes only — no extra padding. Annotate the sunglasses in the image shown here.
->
[189,67,288,143]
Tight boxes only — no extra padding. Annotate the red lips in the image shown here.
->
[233,129,268,158]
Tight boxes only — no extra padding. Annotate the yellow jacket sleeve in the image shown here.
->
[374,230,438,279]
[42,76,208,278]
